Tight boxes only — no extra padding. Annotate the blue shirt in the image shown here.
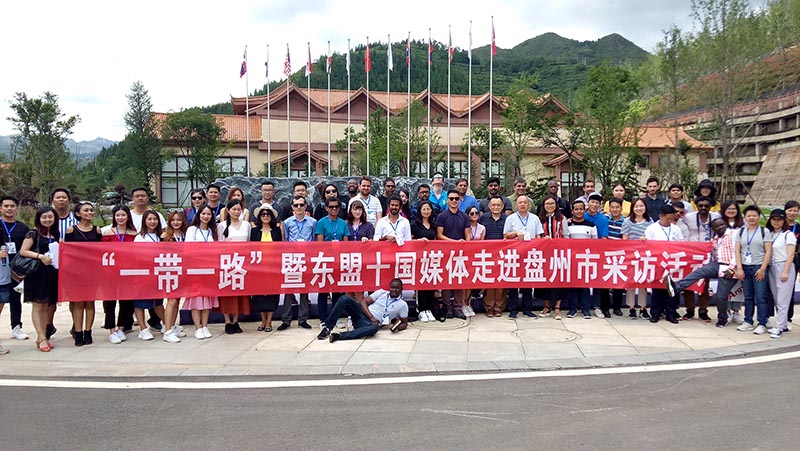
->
[429,190,447,212]
[458,195,479,213]
[436,209,470,240]
[284,215,317,242]
[585,211,609,238]
[315,216,350,241]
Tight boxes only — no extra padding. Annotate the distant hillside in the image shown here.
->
[0,136,116,162]
[200,32,649,114]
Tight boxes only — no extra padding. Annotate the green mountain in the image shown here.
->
[200,32,649,114]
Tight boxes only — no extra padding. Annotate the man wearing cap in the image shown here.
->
[645,204,684,324]
[585,192,610,318]
[679,195,720,321]
[429,172,448,213]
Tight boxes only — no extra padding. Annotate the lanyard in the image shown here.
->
[745,226,758,250]
[173,233,184,243]
[383,293,401,318]
[114,226,126,242]
[329,218,340,240]
[659,224,672,241]
[772,230,786,245]
[145,233,159,242]
[470,225,479,240]
[387,217,400,234]
[352,223,360,241]
[196,227,211,242]
[2,221,16,240]
[293,218,307,240]
[697,214,711,241]
[517,212,529,229]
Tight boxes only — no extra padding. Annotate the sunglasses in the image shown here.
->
[697,204,711,208]
[469,211,479,216]
[448,197,460,201]
[293,203,306,208]
[325,189,337,194]
[385,185,396,189]
[327,205,340,209]
[167,208,184,213]
[191,196,204,200]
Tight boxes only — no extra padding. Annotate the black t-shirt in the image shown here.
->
[411,222,437,241]
[1,219,30,261]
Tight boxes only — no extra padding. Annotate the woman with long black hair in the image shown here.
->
[63,201,102,346]
[184,204,219,339]
[101,205,138,344]
[250,206,283,332]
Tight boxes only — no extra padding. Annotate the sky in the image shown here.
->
[0,0,699,142]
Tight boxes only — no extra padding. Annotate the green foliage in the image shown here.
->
[6,91,80,204]
[463,124,505,186]
[499,74,545,180]
[159,109,227,189]
[123,81,165,190]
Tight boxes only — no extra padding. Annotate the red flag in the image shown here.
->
[428,37,433,65]
[491,18,497,56]
[364,41,372,73]
[326,55,332,74]
[305,43,313,77]
[448,29,454,64]
[405,33,411,66]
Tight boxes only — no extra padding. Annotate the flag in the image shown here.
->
[387,39,393,72]
[326,53,332,74]
[405,33,411,66]
[240,47,247,78]
[305,43,312,77]
[468,26,472,61]
[491,18,497,56]
[364,41,372,73]
[346,45,351,75]
[428,36,433,65]
[284,45,292,77]
[448,28,454,64]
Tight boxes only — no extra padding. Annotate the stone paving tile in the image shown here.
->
[522,342,583,359]
[468,330,521,343]
[574,333,632,347]
[215,366,250,376]
[493,360,531,370]
[373,363,406,374]
[146,367,189,377]
[466,361,500,371]
[341,364,375,375]
[406,353,466,364]
[624,336,692,349]
[677,337,740,350]
[433,362,470,372]
[347,352,409,365]
[467,342,525,361]
[399,363,437,373]
[307,365,343,375]
[578,344,638,357]
[411,340,468,355]
[290,351,354,366]
[416,328,470,342]
[228,350,299,366]
[357,339,416,353]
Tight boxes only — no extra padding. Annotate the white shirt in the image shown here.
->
[771,230,797,263]
[373,215,412,243]
[503,212,544,237]
[644,222,684,241]
[217,221,251,242]
[185,225,215,242]
[132,210,167,232]
[367,289,409,320]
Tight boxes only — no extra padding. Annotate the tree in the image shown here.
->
[160,109,227,189]
[499,75,543,180]
[6,92,80,203]
[123,81,164,187]
[462,124,505,187]
[532,110,587,200]
[577,64,644,197]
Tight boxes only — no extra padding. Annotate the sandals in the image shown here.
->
[554,308,562,320]
[538,307,552,318]
[37,339,53,352]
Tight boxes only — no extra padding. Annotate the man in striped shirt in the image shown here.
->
[667,218,737,328]
[605,198,626,316]
[48,187,78,340]
[567,200,596,319]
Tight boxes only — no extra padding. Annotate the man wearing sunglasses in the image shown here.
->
[678,195,720,322]
[278,195,318,331]
[314,197,350,321]
[436,189,472,319]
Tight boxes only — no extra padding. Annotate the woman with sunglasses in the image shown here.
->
[463,205,485,316]
[217,199,252,334]
[184,188,206,223]
[63,201,102,346]
[250,206,283,332]
[314,183,347,220]
[160,210,188,342]
[184,204,219,339]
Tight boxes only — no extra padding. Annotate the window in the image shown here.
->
[160,156,247,207]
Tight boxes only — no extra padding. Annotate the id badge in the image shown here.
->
[744,252,752,264]
[523,232,531,241]
[5,242,16,255]
[395,235,405,246]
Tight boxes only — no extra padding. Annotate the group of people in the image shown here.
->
[1,174,797,353]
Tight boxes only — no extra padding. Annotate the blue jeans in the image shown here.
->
[507,288,533,313]
[568,288,591,314]
[322,296,379,340]
[742,265,769,326]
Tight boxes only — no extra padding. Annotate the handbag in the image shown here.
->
[10,255,41,282]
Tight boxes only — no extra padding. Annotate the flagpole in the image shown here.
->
[489,15,495,179]
[366,36,371,176]
[386,34,392,177]
[266,44,271,177]
[447,25,452,179]
[426,28,431,178]
[307,42,312,177]
[406,32,411,177]
[244,45,251,176]
[468,21,472,188]
[347,39,351,177]
[286,44,291,177]
[327,40,332,176]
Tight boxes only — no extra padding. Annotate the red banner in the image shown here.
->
[57,239,711,301]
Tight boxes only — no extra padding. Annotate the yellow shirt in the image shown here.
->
[260,229,273,242]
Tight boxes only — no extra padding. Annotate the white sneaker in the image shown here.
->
[138,329,154,341]
[336,320,346,330]
[108,333,122,344]
[160,324,167,334]
[753,325,767,335]
[202,326,212,338]
[346,317,354,331]
[419,310,429,322]
[770,328,783,339]
[767,327,781,335]
[594,308,605,319]
[194,329,205,340]
[162,331,181,343]
[11,325,29,340]
[115,330,127,342]
[736,323,755,332]
[732,311,744,324]
[786,323,793,331]
[0,344,8,355]
[172,325,187,338]
[466,306,476,317]
[461,306,471,318]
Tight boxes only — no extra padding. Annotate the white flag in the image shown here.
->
[387,35,393,71]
